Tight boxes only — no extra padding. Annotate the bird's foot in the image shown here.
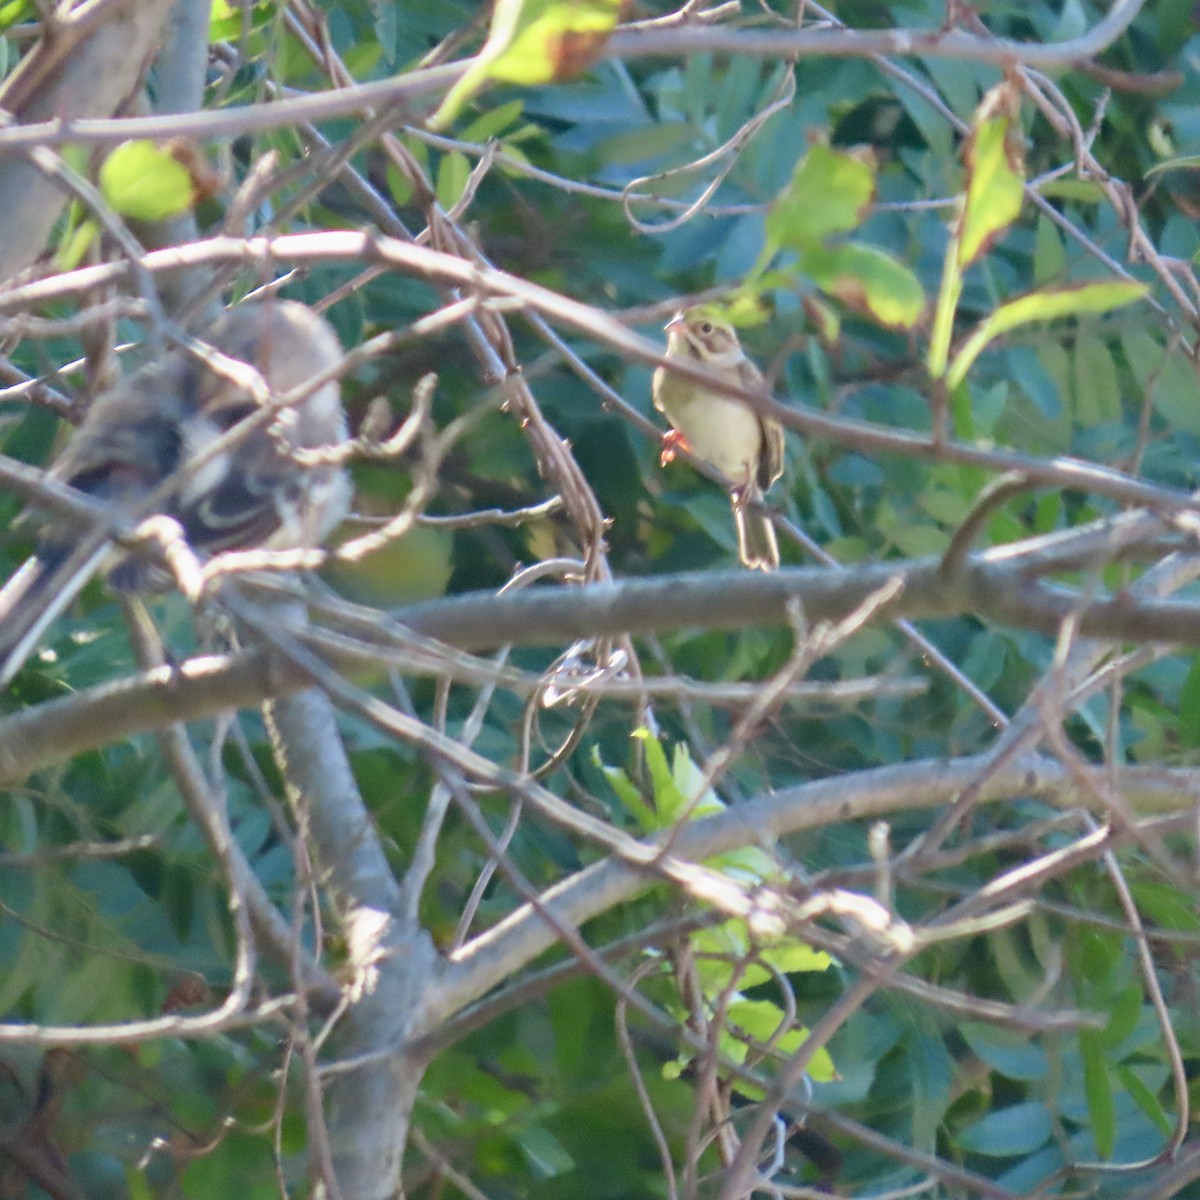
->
[660,428,690,466]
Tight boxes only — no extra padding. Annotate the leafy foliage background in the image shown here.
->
[2,0,1200,1197]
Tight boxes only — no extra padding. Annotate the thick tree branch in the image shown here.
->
[610,0,1148,70]
[1,526,1198,784]
[0,0,1148,155]
[430,752,1200,1025]
[267,686,438,1200]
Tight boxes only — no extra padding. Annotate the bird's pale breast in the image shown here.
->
[657,375,763,479]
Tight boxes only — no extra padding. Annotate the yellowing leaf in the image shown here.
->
[766,143,876,251]
[947,279,1148,390]
[431,0,622,130]
[99,141,196,221]
[958,82,1025,268]
[802,242,926,329]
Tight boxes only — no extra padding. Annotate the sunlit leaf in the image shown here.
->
[958,81,1025,268]
[99,140,196,221]
[801,242,926,329]
[946,280,1147,389]
[766,142,876,251]
[431,0,623,129]
[209,0,268,41]
[725,1001,837,1084]
[591,745,656,832]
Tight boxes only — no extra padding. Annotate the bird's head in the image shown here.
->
[664,308,744,368]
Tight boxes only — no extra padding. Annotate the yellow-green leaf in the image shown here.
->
[802,242,926,329]
[431,0,622,130]
[209,0,268,42]
[55,219,98,271]
[766,143,876,251]
[947,279,1147,390]
[460,99,527,144]
[0,0,28,36]
[725,1002,837,1084]
[99,140,195,221]
[435,150,471,212]
[591,745,656,833]
[958,82,1025,268]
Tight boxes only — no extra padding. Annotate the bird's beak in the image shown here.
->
[664,312,686,336]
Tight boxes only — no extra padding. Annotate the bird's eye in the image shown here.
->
[699,322,714,335]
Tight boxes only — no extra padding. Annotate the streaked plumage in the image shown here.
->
[0,300,351,685]
[652,308,785,570]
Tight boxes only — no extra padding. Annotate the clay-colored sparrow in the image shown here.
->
[652,307,785,570]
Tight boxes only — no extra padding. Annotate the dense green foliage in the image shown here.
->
[4,0,1200,1197]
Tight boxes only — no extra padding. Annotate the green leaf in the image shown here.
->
[431,0,622,130]
[727,998,789,1042]
[946,280,1148,390]
[957,82,1025,268]
[1127,879,1200,934]
[371,0,397,64]
[1080,1028,1116,1160]
[1033,214,1067,286]
[591,745,656,832]
[765,143,876,251]
[1115,1065,1173,1136]
[801,242,926,329]
[435,150,472,212]
[461,99,527,144]
[0,1,32,34]
[1145,153,1200,178]
[1037,177,1106,203]
[512,1125,576,1178]
[99,140,195,221]
[724,1001,837,1084]
[959,1022,1048,1081]
[757,939,833,977]
[55,218,98,271]
[1179,655,1200,748]
[1100,984,1144,1050]
[956,1101,1052,1156]
[1073,336,1122,425]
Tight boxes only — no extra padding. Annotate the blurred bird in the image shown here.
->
[0,300,351,685]
[652,307,785,570]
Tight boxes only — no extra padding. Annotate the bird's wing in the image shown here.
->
[758,417,786,490]
[733,358,786,490]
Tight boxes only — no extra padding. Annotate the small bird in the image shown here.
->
[0,300,352,685]
[652,307,786,570]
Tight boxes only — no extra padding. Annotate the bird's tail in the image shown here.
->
[0,541,112,687]
[733,492,780,571]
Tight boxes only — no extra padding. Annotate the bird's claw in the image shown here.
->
[660,428,690,467]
